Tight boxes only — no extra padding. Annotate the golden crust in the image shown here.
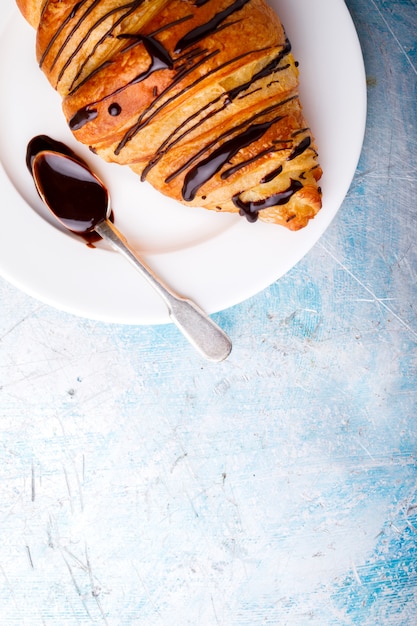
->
[16,0,322,229]
[15,0,44,28]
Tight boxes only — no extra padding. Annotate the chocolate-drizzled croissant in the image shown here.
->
[17,0,322,229]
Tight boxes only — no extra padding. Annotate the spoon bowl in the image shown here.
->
[30,145,232,362]
[32,150,111,235]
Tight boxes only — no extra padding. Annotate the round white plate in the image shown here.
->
[0,0,366,324]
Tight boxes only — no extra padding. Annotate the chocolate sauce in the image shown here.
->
[27,135,111,245]
[120,35,174,79]
[32,152,108,234]
[70,2,83,19]
[108,103,122,116]
[43,0,151,87]
[118,41,292,161]
[69,106,98,131]
[182,117,283,201]
[232,179,303,222]
[288,136,311,161]
[115,48,220,155]
[139,45,282,179]
[175,0,251,53]
[141,89,230,180]
[228,39,291,101]
[39,0,90,68]
[69,35,173,131]
[165,95,295,187]
[26,135,84,173]
[260,165,283,184]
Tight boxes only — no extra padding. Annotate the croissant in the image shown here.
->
[16,0,322,230]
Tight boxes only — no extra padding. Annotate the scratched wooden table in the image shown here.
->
[0,1,416,624]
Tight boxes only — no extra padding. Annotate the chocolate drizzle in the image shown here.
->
[175,0,251,53]
[228,39,291,100]
[69,35,173,131]
[70,106,99,131]
[288,136,311,160]
[114,48,221,154]
[260,165,283,184]
[138,41,291,179]
[233,179,303,222]
[165,97,295,187]
[117,33,174,79]
[182,117,283,201]
[221,147,274,180]
[127,38,291,168]
[108,103,122,116]
[39,0,90,69]
[41,0,148,87]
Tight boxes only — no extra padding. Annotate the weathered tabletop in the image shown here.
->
[0,0,416,624]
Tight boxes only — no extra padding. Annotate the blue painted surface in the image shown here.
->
[0,0,416,624]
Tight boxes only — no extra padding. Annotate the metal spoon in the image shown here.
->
[31,149,232,362]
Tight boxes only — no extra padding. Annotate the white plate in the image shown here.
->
[0,0,366,324]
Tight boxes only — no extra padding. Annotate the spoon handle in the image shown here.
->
[95,220,232,362]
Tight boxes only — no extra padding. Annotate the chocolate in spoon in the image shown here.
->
[30,146,232,362]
